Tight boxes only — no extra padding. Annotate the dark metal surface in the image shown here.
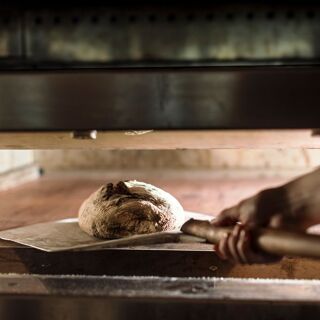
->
[0,242,319,279]
[23,5,320,66]
[0,246,229,277]
[1,4,320,68]
[0,4,320,130]
[1,68,320,130]
[1,296,320,320]
[0,275,320,320]
[0,12,21,60]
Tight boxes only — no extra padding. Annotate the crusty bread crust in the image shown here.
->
[78,180,185,239]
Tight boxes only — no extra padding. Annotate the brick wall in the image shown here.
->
[34,149,320,171]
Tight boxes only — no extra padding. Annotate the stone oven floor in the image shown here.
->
[0,170,291,231]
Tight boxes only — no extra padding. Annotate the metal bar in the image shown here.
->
[1,68,320,130]
[1,275,320,319]
[0,274,320,302]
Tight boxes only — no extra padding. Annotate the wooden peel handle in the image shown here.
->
[181,219,320,259]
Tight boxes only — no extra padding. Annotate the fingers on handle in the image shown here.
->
[214,224,245,263]
[225,224,252,264]
[237,229,250,264]
[214,234,229,261]
[227,224,243,264]
[214,226,281,265]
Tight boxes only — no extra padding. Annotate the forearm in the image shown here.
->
[282,167,320,228]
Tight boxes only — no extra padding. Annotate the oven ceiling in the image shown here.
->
[1,2,320,130]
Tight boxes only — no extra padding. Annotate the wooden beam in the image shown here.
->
[0,130,320,149]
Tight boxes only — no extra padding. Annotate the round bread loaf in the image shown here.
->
[78,180,185,239]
